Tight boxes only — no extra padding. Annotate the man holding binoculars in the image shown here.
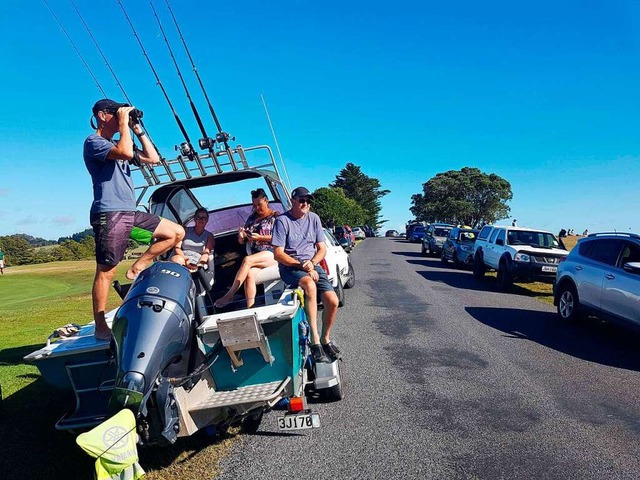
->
[84,98,185,340]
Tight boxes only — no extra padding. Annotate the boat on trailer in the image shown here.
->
[24,143,343,444]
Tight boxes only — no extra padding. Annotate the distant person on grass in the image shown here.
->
[272,186,340,363]
[84,98,184,340]
[0,248,5,274]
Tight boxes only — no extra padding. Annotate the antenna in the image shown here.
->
[150,2,221,173]
[164,0,241,169]
[261,94,292,193]
[117,0,199,167]
[43,0,106,97]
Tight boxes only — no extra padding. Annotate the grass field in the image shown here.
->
[0,261,237,479]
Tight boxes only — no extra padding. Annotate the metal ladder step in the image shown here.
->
[191,378,289,411]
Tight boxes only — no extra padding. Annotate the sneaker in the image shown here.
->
[322,341,341,361]
[310,344,330,363]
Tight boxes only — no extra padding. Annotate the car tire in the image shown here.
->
[496,260,512,291]
[335,272,345,307]
[344,260,355,289]
[557,283,581,322]
[473,254,485,279]
[441,251,448,263]
[452,253,461,269]
[421,243,426,255]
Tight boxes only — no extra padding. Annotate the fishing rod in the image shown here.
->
[150,2,221,173]
[43,0,107,97]
[164,0,240,169]
[69,0,164,184]
[117,0,200,172]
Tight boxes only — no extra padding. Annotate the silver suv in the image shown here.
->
[554,232,640,329]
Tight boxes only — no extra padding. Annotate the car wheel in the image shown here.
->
[473,254,485,278]
[441,251,448,263]
[557,283,581,322]
[421,243,427,255]
[344,260,355,289]
[452,253,461,269]
[496,261,512,291]
[335,272,345,307]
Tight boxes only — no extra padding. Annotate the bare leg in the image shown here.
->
[92,264,117,340]
[215,251,276,306]
[126,219,185,280]
[319,290,339,343]
[299,276,320,344]
[244,267,260,308]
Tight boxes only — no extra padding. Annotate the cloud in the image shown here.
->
[15,215,38,226]
[51,216,76,227]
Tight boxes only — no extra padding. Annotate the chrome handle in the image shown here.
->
[574,265,583,271]
[605,273,615,280]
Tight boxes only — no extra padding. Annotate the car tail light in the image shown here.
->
[318,259,330,275]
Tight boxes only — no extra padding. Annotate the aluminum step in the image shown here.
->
[191,378,289,411]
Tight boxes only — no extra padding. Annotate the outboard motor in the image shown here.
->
[110,261,196,444]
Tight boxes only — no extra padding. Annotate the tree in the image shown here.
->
[330,163,390,227]
[410,167,512,227]
[311,187,368,227]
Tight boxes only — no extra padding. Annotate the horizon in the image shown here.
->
[1,1,639,239]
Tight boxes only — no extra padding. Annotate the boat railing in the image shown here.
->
[133,144,282,191]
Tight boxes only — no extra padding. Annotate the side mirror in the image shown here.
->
[496,239,504,246]
[623,262,640,274]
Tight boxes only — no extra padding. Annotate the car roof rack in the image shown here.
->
[587,232,640,239]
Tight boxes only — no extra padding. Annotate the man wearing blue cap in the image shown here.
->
[272,186,340,363]
[84,99,185,340]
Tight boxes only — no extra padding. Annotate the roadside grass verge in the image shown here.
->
[0,261,235,479]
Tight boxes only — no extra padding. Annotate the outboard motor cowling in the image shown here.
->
[110,262,196,413]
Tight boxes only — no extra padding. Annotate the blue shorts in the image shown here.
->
[91,211,161,266]
[278,264,334,294]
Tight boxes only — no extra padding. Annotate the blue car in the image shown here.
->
[408,225,426,243]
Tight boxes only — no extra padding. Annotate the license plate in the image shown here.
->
[277,412,320,431]
[542,266,557,273]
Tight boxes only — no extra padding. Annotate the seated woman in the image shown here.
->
[215,188,278,308]
[171,207,215,292]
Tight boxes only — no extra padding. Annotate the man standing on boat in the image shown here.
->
[272,187,340,363]
[84,98,185,340]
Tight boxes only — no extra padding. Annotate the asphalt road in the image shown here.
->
[216,237,640,480]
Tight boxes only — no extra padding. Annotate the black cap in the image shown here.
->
[92,98,127,115]
[291,186,313,199]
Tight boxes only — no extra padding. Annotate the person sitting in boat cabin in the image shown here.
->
[171,207,215,276]
[271,186,340,363]
[215,188,279,308]
[84,98,185,341]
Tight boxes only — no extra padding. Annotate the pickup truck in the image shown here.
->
[472,225,568,290]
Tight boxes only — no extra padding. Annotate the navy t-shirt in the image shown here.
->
[83,134,136,214]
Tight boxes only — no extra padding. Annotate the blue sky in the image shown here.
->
[1,0,639,239]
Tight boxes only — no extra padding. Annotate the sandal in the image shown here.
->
[322,341,341,361]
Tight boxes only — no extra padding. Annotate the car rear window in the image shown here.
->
[434,228,450,236]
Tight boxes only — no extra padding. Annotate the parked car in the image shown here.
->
[352,226,366,240]
[473,225,568,290]
[441,227,479,268]
[363,225,376,237]
[554,232,640,329]
[408,225,427,243]
[334,225,354,252]
[385,229,399,237]
[321,228,356,306]
[422,223,454,256]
